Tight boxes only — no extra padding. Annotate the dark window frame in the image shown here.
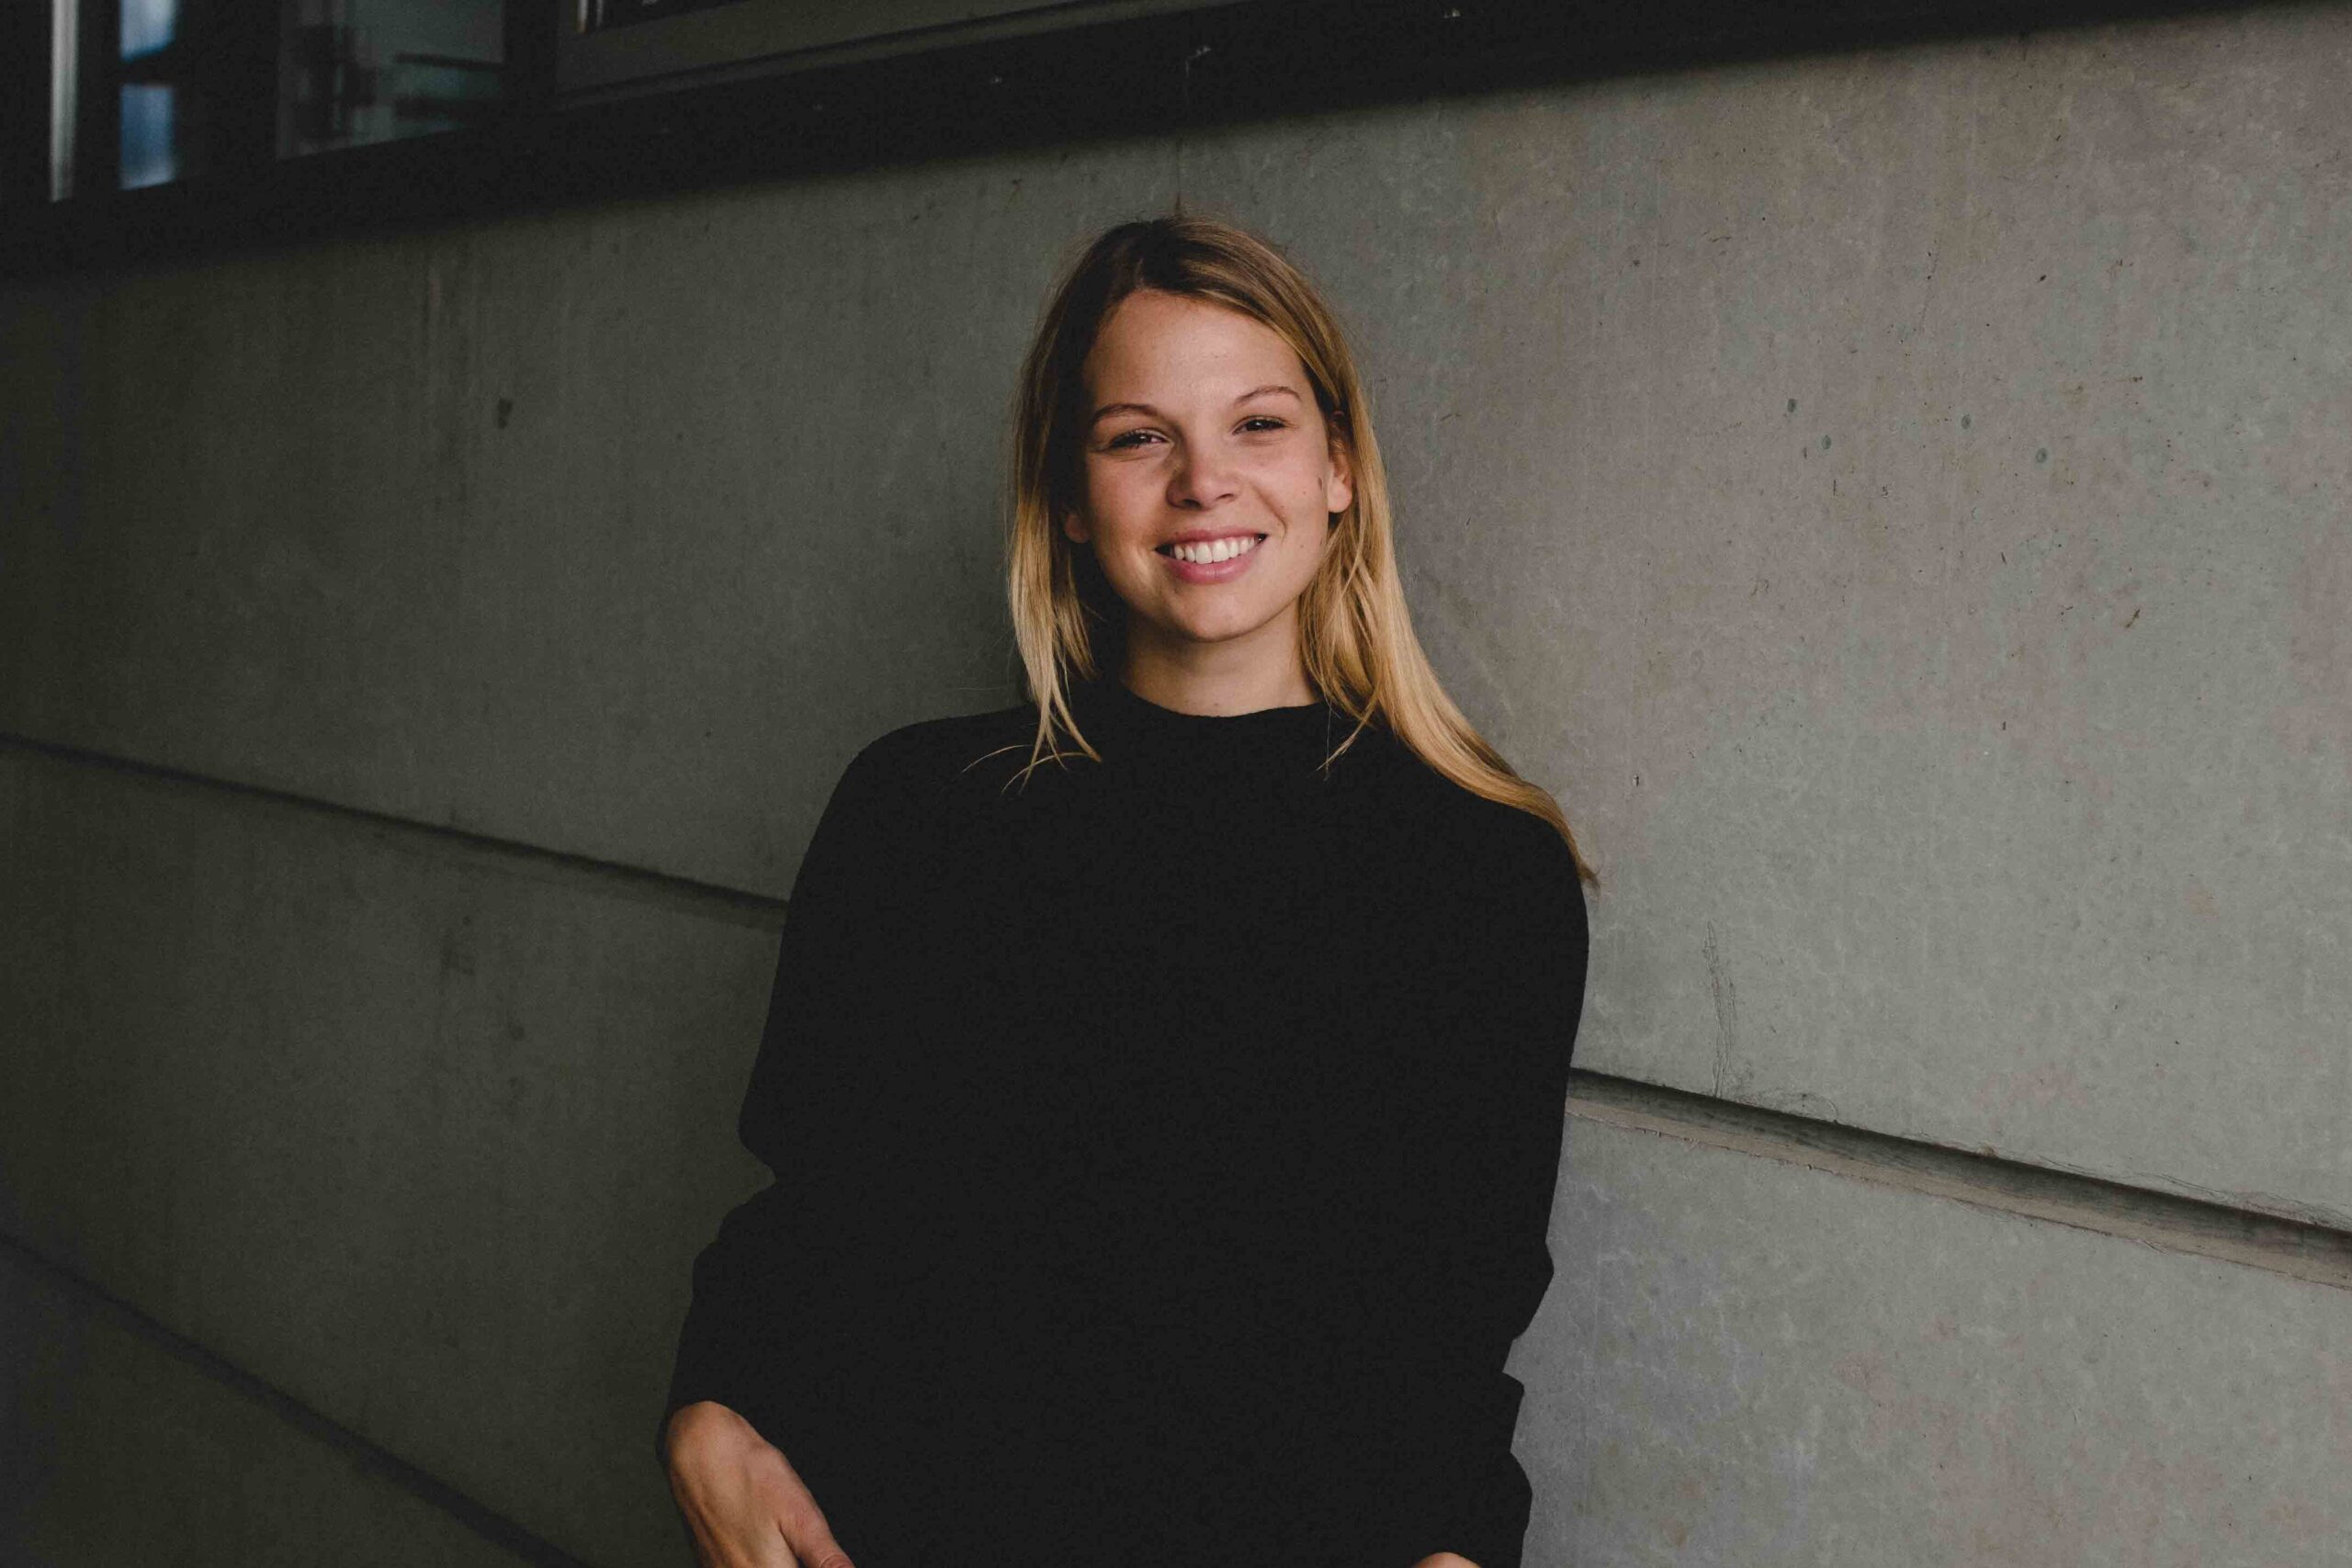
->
[2,0,2253,282]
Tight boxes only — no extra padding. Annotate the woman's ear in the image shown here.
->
[1061,509,1091,546]
[1324,440,1355,519]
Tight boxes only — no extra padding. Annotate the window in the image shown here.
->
[280,0,511,161]
[557,0,1228,101]
[40,0,517,199]
[32,0,1232,201]
[5,0,2115,276]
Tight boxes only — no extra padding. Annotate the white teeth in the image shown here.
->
[1169,535,1260,564]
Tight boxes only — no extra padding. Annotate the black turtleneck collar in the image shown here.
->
[1062,672,1385,797]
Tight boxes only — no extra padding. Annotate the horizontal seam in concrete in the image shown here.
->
[0,1230,606,1568]
[0,730,785,931]
[13,743,2348,1280]
[1566,1069,2352,1292]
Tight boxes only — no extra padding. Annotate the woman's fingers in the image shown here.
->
[756,1450,855,1568]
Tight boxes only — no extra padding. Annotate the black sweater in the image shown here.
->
[660,673,1589,1567]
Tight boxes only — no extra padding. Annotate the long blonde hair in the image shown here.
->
[998,211,1595,885]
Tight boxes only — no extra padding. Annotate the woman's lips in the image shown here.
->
[1158,534,1266,583]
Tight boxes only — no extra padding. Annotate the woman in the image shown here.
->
[658,213,1593,1568]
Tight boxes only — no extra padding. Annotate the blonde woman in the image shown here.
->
[659,213,1592,1568]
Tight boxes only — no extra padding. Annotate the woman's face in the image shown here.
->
[1063,289,1353,682]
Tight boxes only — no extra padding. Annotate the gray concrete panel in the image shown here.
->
[1148,4,2352,1223]
[0,748,778,1566]
[0,1246,544,1568]
[1527,1112,2352,1567]
[0,153,1171,895]
[0,0,2342,1465]
[4,9,2344,1226]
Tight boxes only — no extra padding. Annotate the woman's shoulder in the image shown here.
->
[1369,734,1557,836]
[1371,751,1586,914]
[856,700,1032,763]
[834,699,1047,806]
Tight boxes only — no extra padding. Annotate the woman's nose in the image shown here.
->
[1167,442,1239,508]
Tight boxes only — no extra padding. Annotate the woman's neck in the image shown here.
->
[1116,649,1317,716]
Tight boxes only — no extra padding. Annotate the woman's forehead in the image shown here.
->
[1087,294,1303,397]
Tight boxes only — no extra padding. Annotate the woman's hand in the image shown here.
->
[663,1401,858,1568]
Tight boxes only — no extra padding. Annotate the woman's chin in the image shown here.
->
[1155,607,1281,646]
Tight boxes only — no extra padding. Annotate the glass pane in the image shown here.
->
[279,0,507,159]
[122,0,178,58]
[120,84,178,189]
[113,0,235,190]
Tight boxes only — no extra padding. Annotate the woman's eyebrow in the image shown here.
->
[1090,384,1301,426]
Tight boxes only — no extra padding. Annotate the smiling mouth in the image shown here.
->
[1155,533,1268,558]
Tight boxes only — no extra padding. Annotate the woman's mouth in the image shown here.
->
[1156,533,1267,583]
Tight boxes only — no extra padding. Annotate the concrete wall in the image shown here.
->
[4,2,2346,1562]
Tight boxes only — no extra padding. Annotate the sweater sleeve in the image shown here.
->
[1349,810,1589,1568]
[654,731,930,1469]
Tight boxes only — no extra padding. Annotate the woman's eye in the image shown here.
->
[1105,419,1284,451]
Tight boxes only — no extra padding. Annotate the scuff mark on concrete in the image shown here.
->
[1752,1086,1844,1123]
[1704,923,1739,1098]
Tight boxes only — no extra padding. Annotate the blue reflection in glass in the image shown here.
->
[121,85,177,187]
[121,0,177,58]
